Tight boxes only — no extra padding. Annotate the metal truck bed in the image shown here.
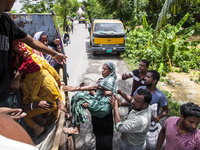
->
[11,12,74,150]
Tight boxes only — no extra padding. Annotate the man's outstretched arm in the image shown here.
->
[118,89,133,103]
[156,126,166,150]
[19,34,67,65]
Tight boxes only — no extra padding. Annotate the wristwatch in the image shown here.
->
[53,52,58,58]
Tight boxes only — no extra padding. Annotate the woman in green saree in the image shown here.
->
[63,62,117,134]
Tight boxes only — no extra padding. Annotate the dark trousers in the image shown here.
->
[92,111,113,150]
[95,134,113,150]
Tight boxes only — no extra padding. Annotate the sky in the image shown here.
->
[12,1,83,13]
[12,2,23,13]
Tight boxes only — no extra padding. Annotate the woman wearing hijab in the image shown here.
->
[63,62,118,150]
[33,31,61,68]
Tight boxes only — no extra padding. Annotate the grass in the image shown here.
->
[123,57,138,71]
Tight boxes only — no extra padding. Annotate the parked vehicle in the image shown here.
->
[63,32,71,46]
[79,17,86,23]
[88,19,126,55]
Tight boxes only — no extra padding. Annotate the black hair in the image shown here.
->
[137,88,152,104]
[39,32,48,41]
[181,102,200,118]
[148,70,160,85]
[141,59,150,67]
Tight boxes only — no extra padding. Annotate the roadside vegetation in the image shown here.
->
[122,13,200,75]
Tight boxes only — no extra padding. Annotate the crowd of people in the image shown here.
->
[0,1,200,150]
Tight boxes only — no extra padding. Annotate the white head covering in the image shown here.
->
[33,31,48,41]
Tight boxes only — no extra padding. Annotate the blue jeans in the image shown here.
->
[0,94,19,108]
[0,93,27,131]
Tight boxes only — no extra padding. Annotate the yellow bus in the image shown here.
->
[89,19,126,55]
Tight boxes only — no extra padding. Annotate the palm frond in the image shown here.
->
[153,0,184,41]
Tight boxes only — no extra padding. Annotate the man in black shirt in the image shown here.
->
[120,59,149,106]
[0,0,67,116]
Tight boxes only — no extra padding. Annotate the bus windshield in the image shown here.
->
[94,23,124,33]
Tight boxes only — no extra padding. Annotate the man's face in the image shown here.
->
[181,116,200,132]
[132,93,146,111]
[144,72,154,87]
[138,61,148,73]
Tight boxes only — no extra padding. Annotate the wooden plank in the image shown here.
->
[51,68,66,150]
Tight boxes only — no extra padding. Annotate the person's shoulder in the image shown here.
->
[132,69,139,73]
[196,128,200,133]
[1,12,12,22]
[137,86,146,90]
[195,129,200,141]
[0,113,34,146]
[166,116,179,123]
[155,88,167,97]
[1,12,9,18]
[164,117,179,127]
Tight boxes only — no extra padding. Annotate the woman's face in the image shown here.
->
[40,35,48,46]
[102,64,112,78]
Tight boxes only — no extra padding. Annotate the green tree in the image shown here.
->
[52,0,81,31]
[154,0,200,38]
[19,0,55,13]
[83,0,106,22]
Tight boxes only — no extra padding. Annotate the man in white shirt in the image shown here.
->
[110,88,152,150]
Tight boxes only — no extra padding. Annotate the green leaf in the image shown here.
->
[180,30,195,41]
[158,63,164,73]
[143,15,148,29]
[176,27,194,36]
[174,13,190,33]
[183,41,200,46]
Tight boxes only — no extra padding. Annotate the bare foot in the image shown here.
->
[63,127,79,134]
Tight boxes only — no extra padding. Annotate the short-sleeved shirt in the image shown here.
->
[0,12,27,102]
[133,86,168,115]
[164,117,200,150]
[116,106,151,148]
[130,69,145,96]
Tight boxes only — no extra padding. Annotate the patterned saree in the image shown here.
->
[71,62,117,125]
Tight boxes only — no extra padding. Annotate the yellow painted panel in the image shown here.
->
[94,37,124,44]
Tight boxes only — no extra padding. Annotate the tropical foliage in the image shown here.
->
[19,0,55,13]
[122,14,200,75]
[154,0,200,38]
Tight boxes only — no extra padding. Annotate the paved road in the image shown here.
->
[64,21,133,150]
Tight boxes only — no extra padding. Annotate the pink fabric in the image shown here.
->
[164,117,200,150]
[32,49,43,57]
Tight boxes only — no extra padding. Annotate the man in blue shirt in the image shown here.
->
[133,70,169,123]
